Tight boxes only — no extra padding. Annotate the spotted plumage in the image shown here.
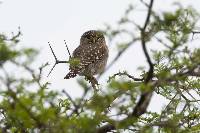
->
[64,30,109,79]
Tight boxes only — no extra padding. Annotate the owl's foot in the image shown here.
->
[84,76,99,90]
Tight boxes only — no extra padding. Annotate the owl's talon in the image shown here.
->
[84,75,99,90]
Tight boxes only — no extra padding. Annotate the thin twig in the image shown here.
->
[64,40,72,58]
[47,42,69,77]
[140,0,149,8]
[62,90,78,109]
[10,27,22,42]
[69,85,90,116]
[11,60,43,88]
[62,90,79,116]
[108,71,144,82]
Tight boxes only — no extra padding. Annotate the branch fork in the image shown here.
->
[47,41,71,77]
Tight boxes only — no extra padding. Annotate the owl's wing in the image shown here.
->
[72,44,97,70]
[64,44,107,79]
[73,44,108,69]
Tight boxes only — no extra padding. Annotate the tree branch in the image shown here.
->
[97,0,155,132]
[97,58,200,133]
[108,71,144,82]
[132,0,154,117]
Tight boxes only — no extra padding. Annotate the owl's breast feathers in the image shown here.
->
[64,43,108,79]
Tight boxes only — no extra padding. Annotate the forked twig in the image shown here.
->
[47,42,69,77]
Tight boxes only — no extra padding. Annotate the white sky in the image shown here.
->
[0,0,200,113]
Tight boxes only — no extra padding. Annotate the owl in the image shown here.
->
[64,30,109,80]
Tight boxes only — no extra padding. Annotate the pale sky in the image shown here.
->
[0,0,199,113]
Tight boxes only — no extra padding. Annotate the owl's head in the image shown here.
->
[80,30,105,45]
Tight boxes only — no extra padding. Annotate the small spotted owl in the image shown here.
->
[64,30,109,79]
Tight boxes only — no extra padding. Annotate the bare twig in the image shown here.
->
[64,40,72,58]
[38,62,49,81]
[47,42,69,77]
[11,60,44,88]
[10,27,22,42]
[140,0,149,8]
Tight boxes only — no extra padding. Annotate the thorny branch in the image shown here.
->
[47,42,69,77]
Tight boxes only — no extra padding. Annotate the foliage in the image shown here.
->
[1,1,200,133]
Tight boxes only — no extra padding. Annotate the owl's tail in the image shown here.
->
[64,71,77,79]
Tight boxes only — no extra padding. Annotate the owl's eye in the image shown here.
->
[86,36,90,39]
